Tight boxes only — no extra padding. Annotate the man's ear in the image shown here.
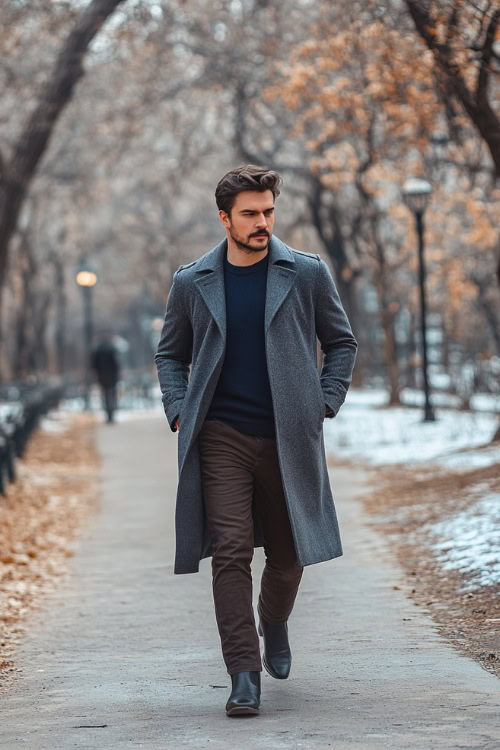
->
[219,209,230,229]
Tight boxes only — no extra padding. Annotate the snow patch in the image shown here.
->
[325,390,498,467]
[427,494,500,590]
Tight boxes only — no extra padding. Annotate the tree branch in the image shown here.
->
[0,0,126,301]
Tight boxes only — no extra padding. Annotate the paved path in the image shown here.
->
[1,415,499,749]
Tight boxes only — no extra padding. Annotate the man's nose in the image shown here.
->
[255,214,268,227]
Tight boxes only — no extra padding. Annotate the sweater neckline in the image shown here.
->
[224,250,269,275]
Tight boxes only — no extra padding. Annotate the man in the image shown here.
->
[155,165,357,717]
[91,333,120,423]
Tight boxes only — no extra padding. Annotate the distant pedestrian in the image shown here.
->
[155,165,358,716]
[91,333,120,423]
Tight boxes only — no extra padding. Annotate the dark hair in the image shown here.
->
[215,164,283,217]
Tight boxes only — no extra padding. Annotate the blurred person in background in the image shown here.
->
[155,165,357,717]
[91,332,120,423]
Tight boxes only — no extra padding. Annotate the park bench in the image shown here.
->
[0,382,63,495]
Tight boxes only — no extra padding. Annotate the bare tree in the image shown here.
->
[0,0,125,337]
[405,0,500,177]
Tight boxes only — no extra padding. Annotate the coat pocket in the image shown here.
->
[313,375,325,424]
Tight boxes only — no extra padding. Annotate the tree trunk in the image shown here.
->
[0,0,125,373]
[53,256,67,376]
[306,176,362,382]
[470,275,500,354]
[10,228,39,380]
[375,271,401,405]
[31,293,52,375]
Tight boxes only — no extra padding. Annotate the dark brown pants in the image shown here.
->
[198,418,303,675]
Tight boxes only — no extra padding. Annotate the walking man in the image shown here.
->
[155,165,358,716]
[91,333,120,423]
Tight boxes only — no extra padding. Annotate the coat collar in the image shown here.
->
[193,234,297,337]
[194,233,295,272]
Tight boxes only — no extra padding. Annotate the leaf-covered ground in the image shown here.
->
[353,455,500,679]
[0,413,99,690]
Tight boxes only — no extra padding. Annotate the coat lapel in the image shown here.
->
[264,242,297,334]
[193,234,297,340]
[193,238,227,339]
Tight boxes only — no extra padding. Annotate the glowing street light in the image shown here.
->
[75,269,97,287]
[75,258,98,410]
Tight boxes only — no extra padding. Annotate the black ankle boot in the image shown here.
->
[258,618,291,679]
[225,671,261,716]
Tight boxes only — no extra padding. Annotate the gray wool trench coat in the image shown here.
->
[155,233,358,575]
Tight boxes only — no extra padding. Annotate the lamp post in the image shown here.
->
[75,258,98,410]
[402,178,436,422]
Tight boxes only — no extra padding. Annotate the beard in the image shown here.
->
[228,224,270,253]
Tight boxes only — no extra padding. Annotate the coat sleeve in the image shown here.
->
[315,258,358,418]
[154,268,193,432]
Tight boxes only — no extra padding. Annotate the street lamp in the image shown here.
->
[402,178,436,422]
[75,258,98,410]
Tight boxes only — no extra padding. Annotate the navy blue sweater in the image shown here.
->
[205,247,276,438]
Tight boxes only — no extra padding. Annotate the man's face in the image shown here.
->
[220,189,275,253]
